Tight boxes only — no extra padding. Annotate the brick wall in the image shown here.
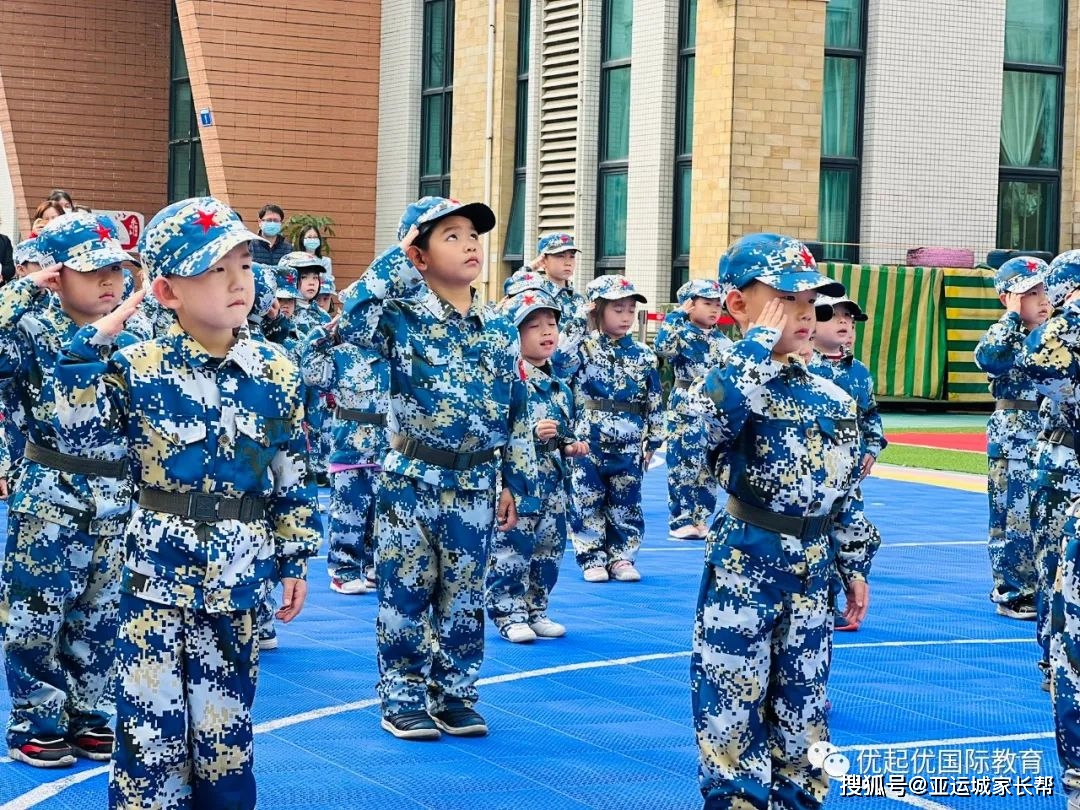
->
[0,0,170,235]
[176,0,380,284]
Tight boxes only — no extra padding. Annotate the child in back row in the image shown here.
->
[337,196,539,741]
[486,290,588,643]
[301,313,389,595]
[974,257,1051,621]
[556,275,663,583]
[808,292,886,631]
[653,278,732,540]
[53,197,322,806]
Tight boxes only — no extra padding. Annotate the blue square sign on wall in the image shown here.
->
[199,108,213,127]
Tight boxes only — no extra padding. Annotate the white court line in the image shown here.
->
[0,641,1042,809]
[639,540,987,553]
[835,730,1055,753]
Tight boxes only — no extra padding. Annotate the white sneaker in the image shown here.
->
[501,623,537,643]
[610,560,641,582]
[693,524,711,537]
[529,617,566,638]
[330,577,368,595]
[668,525,699,540]
[583,566,609,583]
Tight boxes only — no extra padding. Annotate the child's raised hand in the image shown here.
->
[399,225,420,254]
[528,254,545,270]
[535,419,558,441]
[92,289,145,337]
[27,263,61,291]
[1004,292,1024,314]
[750,298,787,334]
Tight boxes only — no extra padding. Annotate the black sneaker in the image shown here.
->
[996,598,1037,620]
[380,710,441,741]
[8,735,77,768]
[430,706,488,737]
[69,726,114,761]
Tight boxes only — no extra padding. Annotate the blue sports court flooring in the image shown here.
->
[0,459,1065,808]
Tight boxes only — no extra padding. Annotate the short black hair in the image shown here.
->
[297,266,322,278]
[258,203,285,220]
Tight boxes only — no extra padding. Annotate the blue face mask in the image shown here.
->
[303,237,321,252]
[262,221,282,238]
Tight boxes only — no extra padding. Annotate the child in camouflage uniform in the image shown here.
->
[974,257,1051,621]
[280,251,331,336]
[337,196,538,741]
[556,274,663,583]
[301,314,389,594]
[0,213,137,769]
[808,293,886,631]
[688,233,874,810]
[486,290,588,643]
[653,278,732,540]
[53,197,322,807]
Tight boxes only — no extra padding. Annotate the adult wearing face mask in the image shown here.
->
[251,203,293,266]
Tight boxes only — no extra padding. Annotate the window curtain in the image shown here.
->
[822,57,857,157]
[819,170,854,261]
[825,0,861,49]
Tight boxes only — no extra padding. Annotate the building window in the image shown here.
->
[818,0,865,263]
[998,0,1064,253]
[671,0,696,301]
[420,0,454,198]
[168,1,208,202]
[504,0,530,272]
[596,0,632,276]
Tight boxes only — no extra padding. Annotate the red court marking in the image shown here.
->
[886,432,987,452]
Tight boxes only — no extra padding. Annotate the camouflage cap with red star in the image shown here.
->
[35,212,131,273]
[536,232,580,255]
[719,233,844,297]
[586,274,648,304]
[397,196,496,241]
[503,267,560,299]
[503,289,561,327]
[137,196,263,281]
[993,256,1048,296]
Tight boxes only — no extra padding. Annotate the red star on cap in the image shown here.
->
[1026,260,1040,272]
[195,209,217,233]
[619,278,631,288]
[799,247,815,268]
[523,273,534,280]
[95,223,112,241]
[560,235,570,243]
[523,294,536,305]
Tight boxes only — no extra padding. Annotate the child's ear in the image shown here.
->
[998,292,1009,307]
[151,276,181,311]
[405,245,428,272]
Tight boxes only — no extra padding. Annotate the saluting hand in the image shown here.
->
[749,298,788,335]
[27,263,61,291]
[92,289,145,337]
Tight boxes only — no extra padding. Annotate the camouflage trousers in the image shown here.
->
[486,491,568,628]
[666,406,718,532]
[327,466,378,583]
[1051,524,1080,793]
[375,473,494,717]
[110,594,259,810]
[987,456,1036,605]
[692,558,832,810]
[1,512,121,748]
[570,443,645,571]
[1030,448,1079,673]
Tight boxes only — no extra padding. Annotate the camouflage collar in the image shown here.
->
[166,321,262,376]
[422,287,487,324]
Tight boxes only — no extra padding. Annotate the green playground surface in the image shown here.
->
[880,408,989,475]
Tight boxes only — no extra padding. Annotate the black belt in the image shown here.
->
[390,434,498,471]
[25,440,128,479]
[673,380,692,390]
[335,407,387,426]
[725,496,837,541]
[996,399,1038,412]
[584,398,646,416]
[1041,428,1075,450]
[536,438,559,453]
[139,488,267,522]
